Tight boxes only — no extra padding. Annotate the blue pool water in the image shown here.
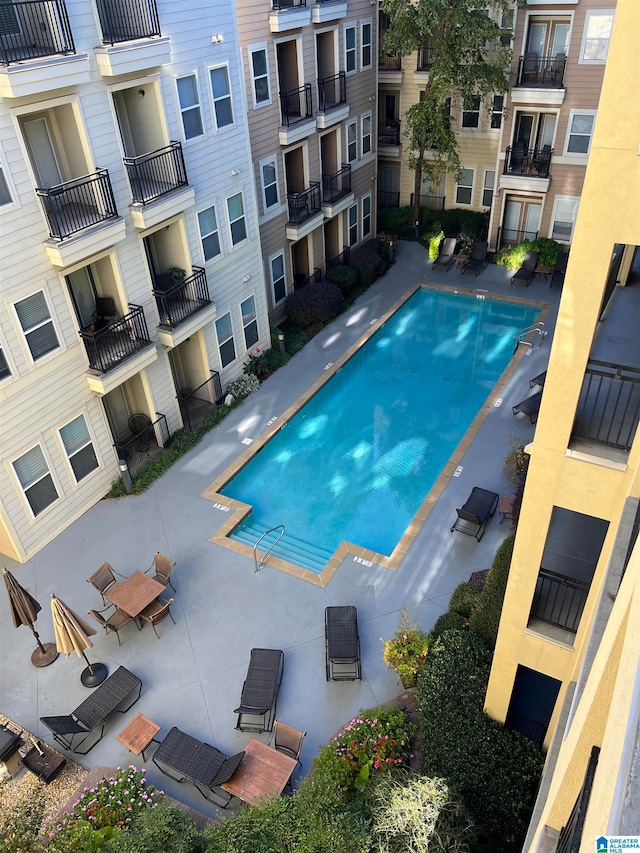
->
[222,289,538,568]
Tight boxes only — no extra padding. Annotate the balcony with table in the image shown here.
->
[512,53,566,106]
[499,145,552,193]
[94,0,171,77]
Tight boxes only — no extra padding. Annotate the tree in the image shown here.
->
[381,0,513,227]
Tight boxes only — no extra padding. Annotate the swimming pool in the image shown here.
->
[219,288,539,572]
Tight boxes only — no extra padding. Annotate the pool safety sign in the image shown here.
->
[597,838,640,852]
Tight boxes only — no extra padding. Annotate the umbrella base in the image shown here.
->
[31,643,59,668]
[81,663,108,688]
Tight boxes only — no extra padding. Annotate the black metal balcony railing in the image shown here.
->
[504,145,553,178]
[557,746,600,853]
[287,182,321,224]
[322,163,351,204]
[378,120,401,146]
[124,142,188,205]
[0,0,75,64]
[505,711,547,748]
[416,45,435,71]
[573,360,640,451]
[178,371,223,431]
[153,266,211,329]
[272,0,306,8]
[317,71,346,112]
[35,169,118,240]
[497,226,539,248]
[516,53,566,88]
[327,246,350,270]
[409,192,446,211]
[294,268,322,290]
[115,412,169,479]
[97,0,161,46]
[80,304,151,373]
[377,189,400,209]
[280,84,313,127]
[530,568,589,634]
[379,54,401,71]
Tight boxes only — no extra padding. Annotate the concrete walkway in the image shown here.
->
[0,241,562,819]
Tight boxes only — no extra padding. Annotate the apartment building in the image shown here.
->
[235,0,378,324]
[484,0,640,845]
[0,0,270,563]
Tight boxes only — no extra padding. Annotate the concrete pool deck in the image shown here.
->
[0,241,562,820]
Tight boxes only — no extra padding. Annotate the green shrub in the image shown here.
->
[104,803,202,853]
[449,582,481,618]
[243,347,290,380]
[495,237,562,270]
[349,247,385,288]
[285,280,344,327]
[428,610,467,641]
[426,229,445,261]
[0,789,45,853]
[326,264,359,297]
[378,206,414,234]
[469,535,515,648]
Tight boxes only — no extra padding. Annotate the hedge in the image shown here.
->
[325,264,359,297]
[468,535,515,648]
[285,280,344,327]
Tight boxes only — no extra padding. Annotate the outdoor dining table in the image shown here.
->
[105,570,164,619]
[220,737,297,805]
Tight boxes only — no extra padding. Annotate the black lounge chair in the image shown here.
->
[325,605,361,681]
[431,237,457,272]
[461,241,489,277]
[234,648,284,733]
[512,389,543,423]
[511,251,539,287]
[550,251,568,288]
[450,487,499,542]
[153,727,244,807]
[529,370,547,388]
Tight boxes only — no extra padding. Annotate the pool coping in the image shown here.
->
[202,282,552,587]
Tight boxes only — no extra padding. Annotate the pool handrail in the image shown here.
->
[514,321,546,355]
[254,524,285,574]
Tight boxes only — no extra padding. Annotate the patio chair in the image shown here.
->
[431,237,457,272]
[550,251,568,289]
[512,389,543,423]
[87,562,121,606]
[145,552,176,591]
[511,251,539,287]
[152,726,245,807]
[234,648,284,733]
[92,297,117,331]
[325,605,361,681]
[522,52,538,84]
[271,720,306,793]
[551,51,566,86]
[533,144,552,177]
[128,412,152,454]
[461,241,489,277]
[509,140,527,171]
[88,607,137,646]
[139,596,176,639]
[450,486,499,542]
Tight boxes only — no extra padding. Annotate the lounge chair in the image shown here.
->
[325,605,361,681]
[431,237,457,272]
[234,648,284,733]
[512,389,543,423]
[550,251,568,288]
[529,370,547,388]
[510,251,539,287]
[461,241,489,277]
[450,487,499,542]
[152,726,245,807]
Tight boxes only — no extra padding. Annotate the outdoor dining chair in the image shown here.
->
[145,552,176,591]
[271,720,306,793]
[87,562,121,606]
[139,596,176,639]
[88,607,137,646]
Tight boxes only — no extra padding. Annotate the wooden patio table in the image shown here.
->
[117,712,161,761]
[105,570,164,618]
[220,737,296,805]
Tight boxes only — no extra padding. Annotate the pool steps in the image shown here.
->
[230,519,332,573]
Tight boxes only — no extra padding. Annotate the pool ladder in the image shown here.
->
[514,322,547,355]
[254,524,285,575]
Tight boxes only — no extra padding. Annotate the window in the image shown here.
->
[491,95,503,129]
[260,159,279,211]
[462,96,480,129]
[0,160,13,207]
[581,11,614,63]
[0,341,11,381]
[210,66,234,129]
[176,74,203,140]
[241,296,259,350]
[227,192,247,245]
[215,312,235,368]
[13,445,59,517]
[15,291,59,361]
[348,203,358,246]
[362,195,371,237]
[270,252,286,305]
[551,196,579,242]
[347,121,357,162]
[361,114,372,155]
[249,46,270,106]
[59,414,98,483]
[482,170,495,207]
[198,206,221,261]
[566,111,596,155]
[345,25,356,74]
[500,8,514,47]
[455,168,474,205]
[361,22,372,69]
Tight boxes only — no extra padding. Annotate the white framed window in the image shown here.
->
[550,195,579,243]
[361,21,372,69]
[209,65,234,129]
[215,312,236,368]
[14,290,60,362]
[482,170,495,207]
[580,11,614,64]
[198,206,221,261]
[348,203,358,246]
[59,414,99,484]
[0,340,12,381]
[0,158,14,207]
[176,74,204,140]
[361,114,372,156]
[500,7,514,47]
[227,192,247,245]
[241,295,259,350]
[344,25,356,74]
[259,158,279,212]
[455,168,474,205]
[12,444,59,517]
[565,111,596,155]
[270,252,286,305]
[491,95,503,129]
[461,96,481,129]
[362,195,371,237]
[249,45,271,107]
[347,121,357,163]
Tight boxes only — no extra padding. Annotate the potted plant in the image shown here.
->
[381,607,431,688]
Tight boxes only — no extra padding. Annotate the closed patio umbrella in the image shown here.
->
[2,567,58,667]
[50,594,108,688]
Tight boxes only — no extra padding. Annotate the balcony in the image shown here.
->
[270,0,311,33]
[410,192,446,211]
[286,182,323,240]
[512,54,566,106]
[115,411,169,479]
[178,372,223,430]
[279,84,315,145]
[311,0,347,24]
[378,53,403,84]
[378,120,401,153]
[154,267,217,348]
[321,164,353,217]
[572,360,640,453]
[377,190,400,209]
[125,142,195,230]
[317,72,348,129]
[0,1,90,97]
[499,145,551,192]
[530,568,589,636]
[94,0,170,76]
[416,45,434,72]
